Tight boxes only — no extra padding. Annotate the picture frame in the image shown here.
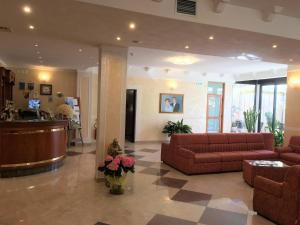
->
[40,84,53,95]
[159,93,184,114]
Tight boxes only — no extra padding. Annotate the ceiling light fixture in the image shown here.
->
[289,58,294,62]
[78,48,82,52]
[166,55,200,65]
[116,36,121,41]
[129,22,136,30]
[272,44,278,48]
[34,43,38,47]
[23,6,31,14]
[185,45,190,49]
[29,25,35,30]
[209,35,214,40]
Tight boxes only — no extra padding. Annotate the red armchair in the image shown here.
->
[253,165,300,225]
[279,136,300,165]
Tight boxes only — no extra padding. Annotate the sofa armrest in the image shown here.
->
[254,176,283,198]
[177,147,195,159]
[161,142,170,151]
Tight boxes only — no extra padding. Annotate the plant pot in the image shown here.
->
[109,184,124,195]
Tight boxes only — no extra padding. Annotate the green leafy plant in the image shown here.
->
[162,119,192,137]
[243,108,259,133]
[265,112,284,147]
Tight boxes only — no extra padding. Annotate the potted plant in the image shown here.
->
[265,112,284,147]
[98,154,135,194]
[162,119,192,137]
[243,108,259,133]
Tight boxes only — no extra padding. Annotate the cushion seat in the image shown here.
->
[255,150,278,159]
[194,153,221,163]
[280,153,300,164]
[217,152,244,161]
[241,151,262,160]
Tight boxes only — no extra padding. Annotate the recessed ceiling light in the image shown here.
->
[272,44,278,48]
[289,58,294,62]
[116,36,121,41]
[36,51,40,54]
[29,25,35,30]
[23,6,31,14]
[34,43,38,47]
[78,48,82,52]
[185,45,190,49]
[129,22,136,30]
[38,56,42,59]
[209,35,214,40]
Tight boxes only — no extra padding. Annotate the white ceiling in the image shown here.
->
[127,47,288,81]
[0,0,299,70]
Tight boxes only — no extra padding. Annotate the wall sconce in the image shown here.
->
[167,80,178,90]
[38,72,51,82]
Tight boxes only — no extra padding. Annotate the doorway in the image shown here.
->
[206,82,225,133]
[125,89,137,142]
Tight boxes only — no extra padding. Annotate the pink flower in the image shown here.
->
[122,156,135,167]
[105,155,113,162]
[113,157,121,165]
[107,161,119,171]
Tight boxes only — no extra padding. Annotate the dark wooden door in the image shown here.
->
[125,89,137,142]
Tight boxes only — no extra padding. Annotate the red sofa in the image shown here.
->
[161,133,278,174]
[253,165,300,225]
[279,136,300,165]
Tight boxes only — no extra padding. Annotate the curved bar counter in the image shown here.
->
[0,120,68,177]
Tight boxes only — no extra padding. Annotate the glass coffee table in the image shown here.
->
[243,160,290,187]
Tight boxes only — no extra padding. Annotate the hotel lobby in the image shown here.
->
[1,0,300,225]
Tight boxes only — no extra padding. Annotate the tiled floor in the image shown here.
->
[0,142,275,225]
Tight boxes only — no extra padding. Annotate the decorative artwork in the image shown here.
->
[40,84,52,95]
[19,82,25,90]
[159,93,184,113]
[27,83,34,91]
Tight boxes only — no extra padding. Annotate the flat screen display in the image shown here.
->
[28,99,41,109]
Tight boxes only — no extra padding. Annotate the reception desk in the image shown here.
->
[0,120,68,177]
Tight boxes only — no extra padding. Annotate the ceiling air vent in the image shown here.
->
[0,26,12,33]
[176,0,197,16]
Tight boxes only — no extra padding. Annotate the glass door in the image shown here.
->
[260,85,275,132]
[207,82,224,133]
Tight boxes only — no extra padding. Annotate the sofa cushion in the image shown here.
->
[289,144,300,154]
[254,150,278,159]
[209,144,231,152]
[241,151,262,160]
[246,133,264,143]
[247,143,265,151]
[217,152,244,161]
[227,133,247,143]
[208,134,228,144]
[172,134,208,145]
[194,153,221,163]
[229,143,248,152]
[180,144,209,153]
[280,153,300,164]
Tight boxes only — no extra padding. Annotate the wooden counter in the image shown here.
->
[0,120,68,177]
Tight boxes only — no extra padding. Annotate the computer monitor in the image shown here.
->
[28,99,41,109]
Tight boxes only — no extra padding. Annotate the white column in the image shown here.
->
[95,45,128,178]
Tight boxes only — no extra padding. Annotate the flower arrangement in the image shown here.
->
[0,101,17,121]
[56,104,74,119]
[98,154,135,194]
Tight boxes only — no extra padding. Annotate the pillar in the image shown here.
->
[284,70,300,145]
[95,45,128,178]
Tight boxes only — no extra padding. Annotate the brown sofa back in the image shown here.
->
[170,133,274,153]
[289,136,300,154]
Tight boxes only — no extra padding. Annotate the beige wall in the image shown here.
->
[127,76,233,142]
[285,70,300,144]
[11,67,77,112]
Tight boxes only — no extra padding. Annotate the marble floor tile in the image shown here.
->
[140,149,160,153]
[153,177,188,189]
[139,167,170,176]
[171,189,212,206]
[147,214,197,225]
[200,207,248,225]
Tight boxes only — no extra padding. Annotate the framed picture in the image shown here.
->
[159,93,184,113]
[40,84,52,95]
